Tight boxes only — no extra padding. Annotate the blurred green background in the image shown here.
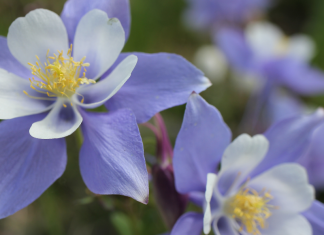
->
[1,0,324,234]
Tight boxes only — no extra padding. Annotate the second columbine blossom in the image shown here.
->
[203,135,313,235]
[171,93,324,235]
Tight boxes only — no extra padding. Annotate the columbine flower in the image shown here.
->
[216,21,324,133]
[203,135,314,235]
[183,0,270,33]
[0,0,210,219]
[170,93,324,235]
[217,21,324,96]
[2,7,134,139]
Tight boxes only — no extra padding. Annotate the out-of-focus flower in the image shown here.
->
[170,93,324,235]
[144,114,188,229]
[183,0,271,32]
[0,0,211,219]
[217,21,324,96]
[194,45,228,84]
[217,21,324,133]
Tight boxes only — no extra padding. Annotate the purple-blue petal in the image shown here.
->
[215,27,255,72]
[0,114,67,219]
[0,36,31,78]
[184,0,270,31]
[170,212,203,235]
[266,89,305,125]
[303,200,324,235]
[188,191,205,208]
[104,53,211,124]
[298,123,324,188]
[79,109,149,204]
[217,217,239,235]
[261,58,324,95]
[251,108,324,177]
[173,93,231,194]
[61,0,131,43]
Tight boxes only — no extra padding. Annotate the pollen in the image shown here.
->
[24,45,95,104]
[225,188,274,235]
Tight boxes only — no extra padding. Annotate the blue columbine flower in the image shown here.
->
[216,21,324,134]
[217,21,324,96]
[0,0,211,218]
[170,93,324,235]
[183,0,271,33]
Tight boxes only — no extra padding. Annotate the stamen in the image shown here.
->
[24,44,95,106]
[23,91,57,101]
[225,187,274,235]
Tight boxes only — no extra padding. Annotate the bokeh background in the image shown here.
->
[1,0,324,234]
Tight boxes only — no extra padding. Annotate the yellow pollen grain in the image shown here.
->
[23,44,96,105]
[225,188,274,235]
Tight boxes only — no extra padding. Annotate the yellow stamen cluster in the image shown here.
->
[225,188,274,235]
[24,45,95,107]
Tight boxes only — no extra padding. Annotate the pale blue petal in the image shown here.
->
[216,27,255,72]
[0,114,67,218]
[215,217,239,235]
[303,200,324,235]
[266,89,305,125]
[79,109,149,204]
[61,0,130,42]
[170,212,203,235]
[104,53,211,123]
[173,93,231,194]
[261,58,324,95]
[299,123,324,188]
[251,108,324,177]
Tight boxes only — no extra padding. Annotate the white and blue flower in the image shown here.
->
[171,93,324,235]
[0,0,211,219]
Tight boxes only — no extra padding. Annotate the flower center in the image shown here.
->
[225,188,274,235]
[24,45,96,107]
[275,36,289,56]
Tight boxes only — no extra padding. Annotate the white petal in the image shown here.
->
[29,99,83,139]
[73,9,125,80]
[262,213,312,235]
[0,69,53,119]
[286,35,315,62]
[204,204,212,234]
[204,173,218,234]
[218,134,269,194]
[246,22,284,59]
[8,9,69,68]
[205,173,218,203]
[248,163,314,214]
[73,55,137,109]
